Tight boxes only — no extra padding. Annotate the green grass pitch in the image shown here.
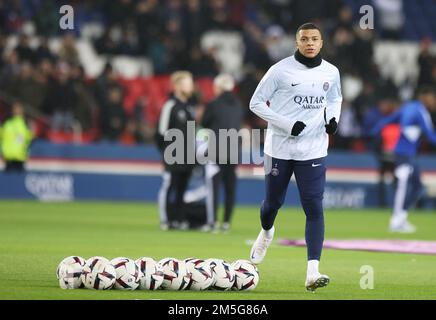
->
[0,200,435,300]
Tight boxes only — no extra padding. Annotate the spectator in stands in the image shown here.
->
[417,37,436,87]
[33,0,59,36]
[187,45,220,77]
[0,101,33,172]
[71,65,97,132]
[264,25,295,63]
[35,37,56,64]
[165,16,189,72]
[6,61,46,113]
[106,0,136,29]
[353,79,378,127]
[58,33,80,67]
[201,74,244,233]
[183,0,207,49]
[0,33,6,70]
[15,34,35,64]
[135,0,160,54]
[242,21,273,72]
[0,50,20,90]
[94,63,120,108]
[328,25,356,75]
[43,62,77,131]
[205,0,231,31]
[353,27,375,79]
[100,86,127,142]
[335,100,361,150]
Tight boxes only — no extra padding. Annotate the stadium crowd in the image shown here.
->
[0,0,435,153]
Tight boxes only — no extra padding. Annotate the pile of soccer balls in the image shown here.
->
[56,256,259,291]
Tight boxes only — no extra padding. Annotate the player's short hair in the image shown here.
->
[296,23,323,38]
[170,71,193,85]
[417,85,436,97]
[214,74,235,92]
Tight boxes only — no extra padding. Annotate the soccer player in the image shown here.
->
[156,71,196,231]
[371,86,436,233]
[248,23,342,292]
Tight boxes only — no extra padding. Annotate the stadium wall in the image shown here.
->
[1,141,436,209]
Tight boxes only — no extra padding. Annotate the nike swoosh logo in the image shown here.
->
[312,164,322,167]
[291,83,300,87]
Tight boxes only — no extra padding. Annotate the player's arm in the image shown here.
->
[369,109,402,137]
[201,101,213,129]
[249,66,297,135]
[325,69,343,134]
[418,107,436,145]
[156,101,177,152]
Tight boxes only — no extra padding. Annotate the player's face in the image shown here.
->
[296,29,323,58]
[176,77,194,99]
[423,93,436,110]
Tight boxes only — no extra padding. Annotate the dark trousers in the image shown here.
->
[260,156,326,261]
[212,164,237,224]
[5,161,25,172]
[393,156,424,212]
[158,170,192,224]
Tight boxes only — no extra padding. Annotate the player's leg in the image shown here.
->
[391,159,416,233]
[222,164,237,232]
[399,162,423,232]
[205,163,220,231]
[293,157,329,291]
[173,170,192,230]
[158,171,172,230]
[250,156,293,264]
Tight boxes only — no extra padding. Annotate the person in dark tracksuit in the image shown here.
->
[156,71,196,231]
[201,74,244,232]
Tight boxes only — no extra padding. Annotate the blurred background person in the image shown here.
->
[371,86,436,233]
[201,74,244,233]
[156,71,196,231]
[0,102,33,172]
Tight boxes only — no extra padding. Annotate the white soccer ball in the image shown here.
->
[110,257,141,290]
[56,256,86,289]
[81,256,116,290]
[135,257,164,290]
[232,260,259,291]
[158,258,191,290]
[207,258,235,291]
[185,259,214,291]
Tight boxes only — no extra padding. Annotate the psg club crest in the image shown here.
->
[323,82,330,91]
[271,168,279,176]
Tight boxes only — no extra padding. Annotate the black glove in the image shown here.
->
[325,117,338,135]
[291,121,306,136]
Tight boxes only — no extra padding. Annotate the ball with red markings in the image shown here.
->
[206,258,236,291]
[81,256,116,290]
[135,257,164,290]
[56,256,86,289]
[158,258,191,290]
[110,257,141,290]
[185,259,213,291]
[231,260,259,291]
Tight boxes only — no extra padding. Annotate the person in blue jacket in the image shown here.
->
[371,86,436,233]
